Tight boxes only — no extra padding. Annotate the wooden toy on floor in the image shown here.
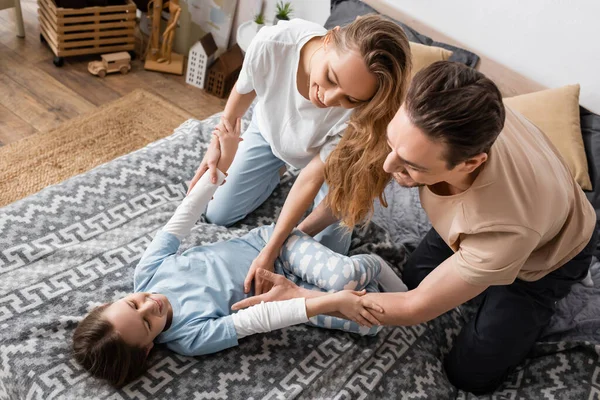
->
[88,52,132,77]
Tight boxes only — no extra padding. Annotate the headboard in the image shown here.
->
[362,0,547,98]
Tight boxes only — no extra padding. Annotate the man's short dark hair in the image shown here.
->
[405,61,506,168]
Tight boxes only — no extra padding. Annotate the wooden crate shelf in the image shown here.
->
[38,0,136,60]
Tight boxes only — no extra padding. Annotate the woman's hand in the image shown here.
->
[187,116,237,194]
[329,290,384,328]
[233,270,301,310]
[213,117,242,173]
[187,134,221,195]
[244,249,278,295]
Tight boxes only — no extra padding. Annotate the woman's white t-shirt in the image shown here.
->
[236,19,353,169]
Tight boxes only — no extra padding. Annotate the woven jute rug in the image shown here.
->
[0,89,194,207]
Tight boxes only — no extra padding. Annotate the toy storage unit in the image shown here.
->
[38,0,136,66]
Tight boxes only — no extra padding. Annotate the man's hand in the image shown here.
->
[232,270,300,310]
[244,249,277,295]
[327,290,384,328]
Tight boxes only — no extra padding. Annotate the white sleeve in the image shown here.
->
[235,41,256,94]
[232,298,309,339]
[319,134,342,163]
[162,169,226,240]
[236,28,270,95]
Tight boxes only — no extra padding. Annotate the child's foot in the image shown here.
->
[374,255,408,292]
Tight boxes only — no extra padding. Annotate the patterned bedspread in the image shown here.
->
[2,113,600,399]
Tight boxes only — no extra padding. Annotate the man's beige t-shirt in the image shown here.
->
[419,107,596,286]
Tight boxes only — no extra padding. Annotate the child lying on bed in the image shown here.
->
[72,118,407,387]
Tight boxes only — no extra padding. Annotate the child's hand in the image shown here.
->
[213,116,242,173]
[332,290,384,328]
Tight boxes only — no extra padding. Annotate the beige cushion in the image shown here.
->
[504,84,591,190]
[410,42,452,77]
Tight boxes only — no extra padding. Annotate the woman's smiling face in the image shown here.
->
[103,292,172,349]
[307,33,377,110]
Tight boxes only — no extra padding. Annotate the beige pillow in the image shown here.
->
[504,84,591,190]
[410,42,453,77]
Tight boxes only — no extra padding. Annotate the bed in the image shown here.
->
[3,2,600,399]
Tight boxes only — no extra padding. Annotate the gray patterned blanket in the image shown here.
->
[2,113,600,400]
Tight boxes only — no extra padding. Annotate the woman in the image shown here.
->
[188,15,412,295]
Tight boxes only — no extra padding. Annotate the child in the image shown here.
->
[72,118,407,387]
[187,15,412,295]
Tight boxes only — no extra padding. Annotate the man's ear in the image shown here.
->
[459,153,488,173]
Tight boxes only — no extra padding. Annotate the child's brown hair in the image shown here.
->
[72,304,149,387]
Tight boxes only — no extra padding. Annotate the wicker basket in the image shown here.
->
[38,0,136,65]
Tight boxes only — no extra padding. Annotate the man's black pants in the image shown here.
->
[403,226,598,395]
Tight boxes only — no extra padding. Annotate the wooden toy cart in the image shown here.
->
[38,0,136,66]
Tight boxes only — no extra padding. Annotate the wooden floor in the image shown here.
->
[0,0,227,146]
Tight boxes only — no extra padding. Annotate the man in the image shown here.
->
[233,61,597,394]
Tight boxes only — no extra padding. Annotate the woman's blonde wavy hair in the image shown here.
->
[324,14,412,228]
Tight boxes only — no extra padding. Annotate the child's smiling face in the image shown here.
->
[103,292,173,350]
